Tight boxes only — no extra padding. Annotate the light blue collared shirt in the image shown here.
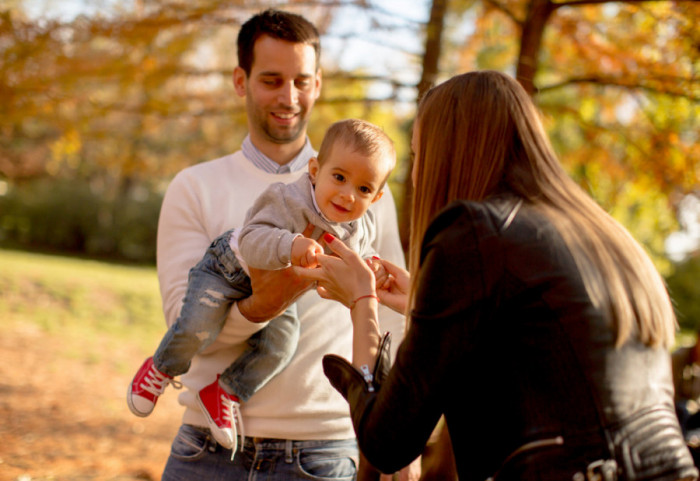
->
[241,135,316,174]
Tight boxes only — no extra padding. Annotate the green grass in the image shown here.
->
[0,249,167,367]
[2,248,693,363]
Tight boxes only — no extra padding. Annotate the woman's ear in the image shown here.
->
[308,157,320,184]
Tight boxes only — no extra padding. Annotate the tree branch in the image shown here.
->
[550,0,694,9]
[483,0,524,24]
[77,92,409,118]
[324,72,417,89]
[538,75,700,101]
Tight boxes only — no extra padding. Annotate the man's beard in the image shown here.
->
[262,116,307,144]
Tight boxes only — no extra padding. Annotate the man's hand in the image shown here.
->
[292,236,324,268]
[238,224,318,323]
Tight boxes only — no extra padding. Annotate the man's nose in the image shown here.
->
[278,82,298,106]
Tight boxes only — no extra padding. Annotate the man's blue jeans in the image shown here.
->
[161,424,359,480]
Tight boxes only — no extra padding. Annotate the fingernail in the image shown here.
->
[323,233,335,243]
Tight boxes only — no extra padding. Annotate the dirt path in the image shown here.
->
[0,323,181,481]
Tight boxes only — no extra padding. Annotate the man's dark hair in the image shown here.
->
[237,9,321,75]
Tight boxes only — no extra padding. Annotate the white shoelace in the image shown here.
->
[222,396,245,460]
[141,366,182,396]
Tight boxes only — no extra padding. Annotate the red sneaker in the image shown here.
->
[196,375,245,455]
[127,357,181,417]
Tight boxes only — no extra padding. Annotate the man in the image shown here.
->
[156,9,405,480]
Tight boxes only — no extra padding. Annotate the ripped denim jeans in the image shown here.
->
[153,229,299,401]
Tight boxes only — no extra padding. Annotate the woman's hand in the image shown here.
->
[295,233,381,368]
[375,258,410,314]
[295,233,377,308]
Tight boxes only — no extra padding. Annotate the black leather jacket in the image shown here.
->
[324,196,697,481]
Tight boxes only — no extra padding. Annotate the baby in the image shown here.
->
[127,119,396,454]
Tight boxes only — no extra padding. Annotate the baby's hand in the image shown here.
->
[292,236,324,268]
[367,256,390,290]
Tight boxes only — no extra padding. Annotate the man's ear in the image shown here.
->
[313,70,322,100]
[371,190,384,204]
[308,157,320,184]
[233,66,247,97]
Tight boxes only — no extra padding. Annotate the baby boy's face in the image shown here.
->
[308,141,391,223]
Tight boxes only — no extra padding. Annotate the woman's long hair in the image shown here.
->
[409,70,674,348]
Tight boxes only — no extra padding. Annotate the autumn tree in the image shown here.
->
[402,0,698,269]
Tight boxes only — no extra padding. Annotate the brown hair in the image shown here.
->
[318,119,396,183]
[410,70,675,348]
[237,9,321,75]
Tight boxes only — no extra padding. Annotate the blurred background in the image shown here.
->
[1,0,697,327]
[0,1,698,479]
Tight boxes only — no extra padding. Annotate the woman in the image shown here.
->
[299,71,697,481]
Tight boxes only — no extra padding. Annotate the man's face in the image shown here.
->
[234,35,321,148]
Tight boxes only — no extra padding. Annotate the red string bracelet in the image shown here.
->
[350,294,379,310]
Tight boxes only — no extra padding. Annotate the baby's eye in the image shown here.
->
[359,186,372,194]
[333,173,345,182]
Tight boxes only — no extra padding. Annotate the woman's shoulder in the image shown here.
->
[422,195,525,252]
[413,197,524,319]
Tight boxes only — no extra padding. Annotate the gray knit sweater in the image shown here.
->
[237,174,378,270]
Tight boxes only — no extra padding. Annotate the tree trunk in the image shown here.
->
[516,0,554,95]
[400,0,449,252]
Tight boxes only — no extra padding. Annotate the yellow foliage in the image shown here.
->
[47,129,82,175]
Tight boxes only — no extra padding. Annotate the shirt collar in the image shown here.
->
[241,135,315,174]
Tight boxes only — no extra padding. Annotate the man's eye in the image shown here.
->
[295,80,310,89]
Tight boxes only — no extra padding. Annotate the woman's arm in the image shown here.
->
[297,234,444,473]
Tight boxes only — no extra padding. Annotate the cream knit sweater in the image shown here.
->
[156,150,405,440]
